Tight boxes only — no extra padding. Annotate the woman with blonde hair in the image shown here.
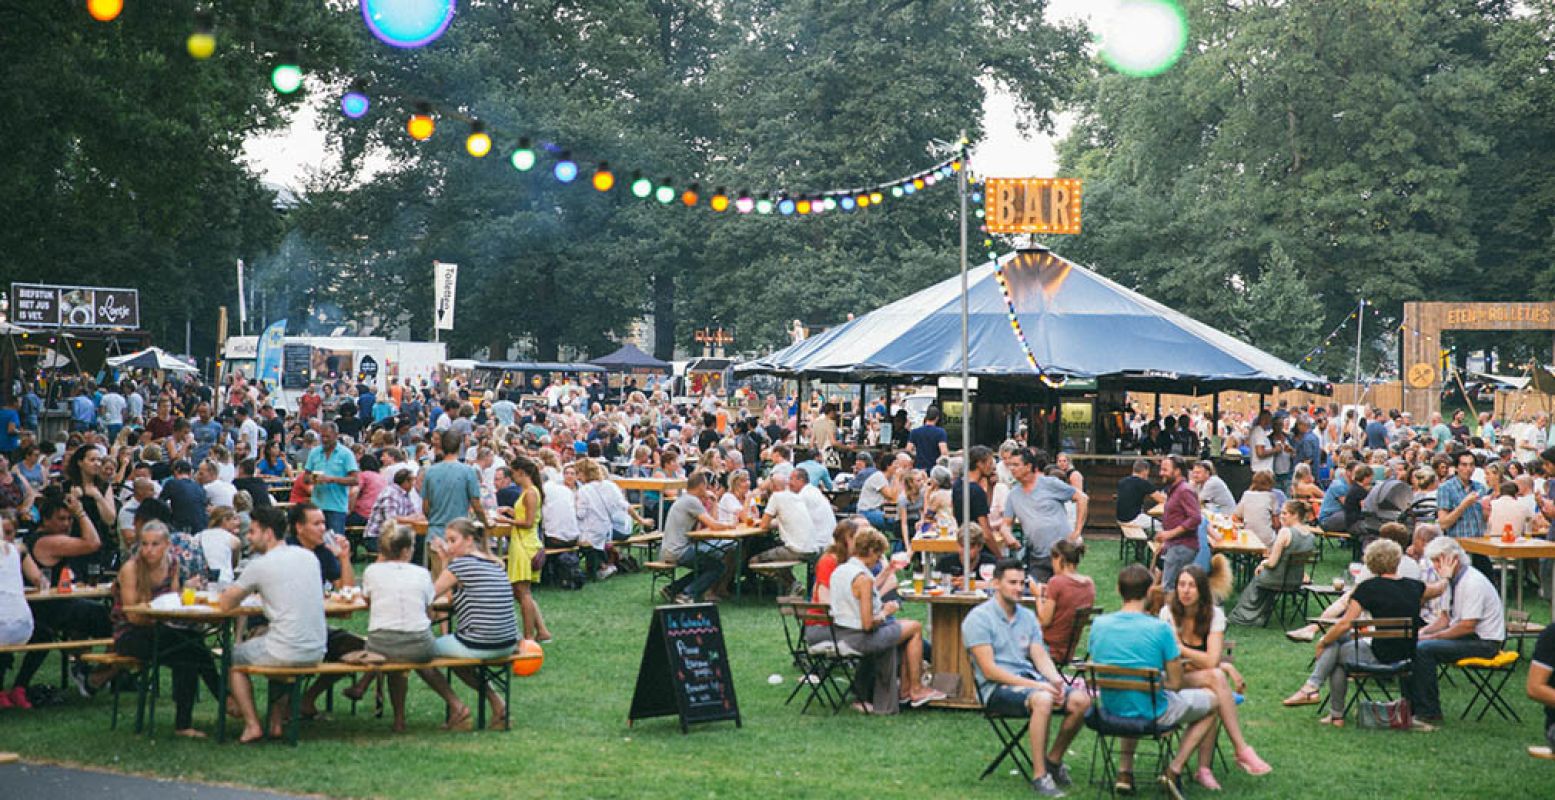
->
[360,522,436,732]
[421,519,517,729]
[195,507,243,584]
[828,529,944,712]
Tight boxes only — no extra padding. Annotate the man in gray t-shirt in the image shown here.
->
[220,507,327,743]
[657,472,733,603]
[1002,449,1086,582]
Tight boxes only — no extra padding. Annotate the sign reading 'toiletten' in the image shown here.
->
[984,178,1083,235]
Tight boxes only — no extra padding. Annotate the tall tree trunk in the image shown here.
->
[653,265,676,362]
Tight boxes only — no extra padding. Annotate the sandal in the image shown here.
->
[1282,687,1320,707]
[1114,770,1135,795]
[441,704,473,731]
[1318,712,1345,728]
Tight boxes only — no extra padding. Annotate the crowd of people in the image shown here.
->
[1,366,1553,787]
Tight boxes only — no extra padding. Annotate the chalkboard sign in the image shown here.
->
[281,344,311,390]
[628,604,741,733]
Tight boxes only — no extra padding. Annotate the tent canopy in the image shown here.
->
[589,343,670,373]
[736,249,1329,394]
[107,346,197,373]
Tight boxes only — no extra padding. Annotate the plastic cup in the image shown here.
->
[180,587,196,606]
[912,573,924,594]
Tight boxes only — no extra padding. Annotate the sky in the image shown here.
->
[244,0,1111,190]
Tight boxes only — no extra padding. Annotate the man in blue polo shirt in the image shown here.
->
[303,421,359,535]
[1088,564,1220,798]
[963,558,1090,797]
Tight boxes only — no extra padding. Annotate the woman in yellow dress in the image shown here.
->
[505,456,552,643]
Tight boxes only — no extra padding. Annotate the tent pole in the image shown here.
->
[958,134,972,584]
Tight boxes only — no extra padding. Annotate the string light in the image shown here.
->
[592,162,615,192]
[553,152,579,183]
[778,198,795,216]
[406,104,435,140]
[869,191,883,205]
[710,188,730,212]
[841,196,856,212]
[510,138,535,171]
[630,171,652,198]
[187,11,216,59]
[680,184,699,207]
[464,121,491,158]
[340,81,370,119]
[856,194,870,209]
[87,0,122,22]
[735,191,754,214]
[757,196,774,215]
[655,179,675,205]
[271,60,304,94]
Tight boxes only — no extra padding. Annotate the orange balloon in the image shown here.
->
[512,640,544,676]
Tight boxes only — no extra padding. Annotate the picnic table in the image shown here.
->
[1459,536,1555,622]
[610,476,687,532]
[126,598,369,741]
[686,525,767,598]
[1209,530,1268,591]
[900,588,1029,710]
[24,585,114,602]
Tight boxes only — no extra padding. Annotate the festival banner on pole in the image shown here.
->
[256,319,287,395]
[434,262,458,330]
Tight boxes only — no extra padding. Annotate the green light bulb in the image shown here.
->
[631,178,653,198]
[271,64,303,94]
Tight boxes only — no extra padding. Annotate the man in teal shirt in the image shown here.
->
[420,429,487,568]
[303,422,359,535]
[1088,564,1221,797]
[1429,412,1453,453]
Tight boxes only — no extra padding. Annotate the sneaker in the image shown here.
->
[1113,771,1135,795]
[1045,760,1072,788]
[69,661,96,699]
[672,593,695,605]
[1030,773,1067,797]
[1157,770,1186,800]
[1194,766,1222,791]
[597,565,618,580]
[1285,625,1317,643]
[1409,718,1438,733]
[658,585,676,603]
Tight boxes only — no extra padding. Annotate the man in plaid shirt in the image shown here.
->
[363,470,423,554]
[1436,450,1489,574]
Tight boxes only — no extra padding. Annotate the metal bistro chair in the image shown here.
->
[1265,550,1321,629]
[968,656,1035,783]
[1082,663,1184,797]
[1335,617,1416,720]
[1058,605,1106,686]
[775,598,861,714]
[1453,647,1521,722]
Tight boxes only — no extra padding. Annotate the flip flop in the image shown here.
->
[910,689,947,708]
[441,705,473,731]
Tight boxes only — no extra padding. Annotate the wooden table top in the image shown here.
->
[908,536,966,554]
[1459,536,1555,559]
[1209,533,1268,555]
[686,525,766,541]
[126,599,368,621]
[24,585,114,602]
[610,476,687,492]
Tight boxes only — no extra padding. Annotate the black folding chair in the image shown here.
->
[1265,551,1320,628]
[775,598,860,714]
[1336,617,1415,719]
[969,674,1035,782]
[1082,663,1182,796]
[1453,648,1521,722]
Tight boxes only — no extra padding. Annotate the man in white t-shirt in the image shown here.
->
[541,469,581,545]
[1412,536,1505,722]
[1247,410,1275,473]
[753,470,818,586]
[795,471,838,552]
[197,460,238,509]
[219,506,326,743]
[99,386,127,441]
[236,407,264,456]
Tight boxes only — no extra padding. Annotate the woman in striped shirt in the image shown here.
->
[418,518,518,729]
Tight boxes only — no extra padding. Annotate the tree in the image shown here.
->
[0,2,354,357]
[1239,242,1323,365]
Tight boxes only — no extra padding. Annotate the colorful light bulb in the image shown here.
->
[710,188,729,212]
[756,197,774,215]
[655,181,676,204]
[510,138,536,171]
[735,192,754,214]
[87,0,122,22]
[341,89,370,119]
[680,184,699,207]
[592,163,615,191]
[869,191,883,205]
[778,198,795,216]
[406,105,435,140]
[630,172,652,198]
[553,153,578,183]
[465,122,491,158]
[271,63,304,94]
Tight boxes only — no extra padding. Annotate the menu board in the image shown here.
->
[628,604,741,733]
[281,344,312,390]
[11,283,139,329]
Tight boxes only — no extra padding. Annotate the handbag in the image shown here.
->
[1356,698,1412,730]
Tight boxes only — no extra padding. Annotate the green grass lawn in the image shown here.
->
[5,542,1554,799]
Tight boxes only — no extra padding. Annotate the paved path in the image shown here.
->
[0,761,308,799]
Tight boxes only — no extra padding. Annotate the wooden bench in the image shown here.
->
[747,560,803,599]
[621,532,662,562]
[1118,524,1152,565]
[79,651,144,731]
[1315,528,1353,562]
[235,653,539,744]
[0,637,114,654]
[344,525,367,560]
[644,560,680,602]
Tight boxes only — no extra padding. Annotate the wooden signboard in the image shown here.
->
[627,604,741,733]
[984,177,1084,235]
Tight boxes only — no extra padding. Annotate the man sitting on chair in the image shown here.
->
[1088,564,1220,799]
[963,557,1090,797]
